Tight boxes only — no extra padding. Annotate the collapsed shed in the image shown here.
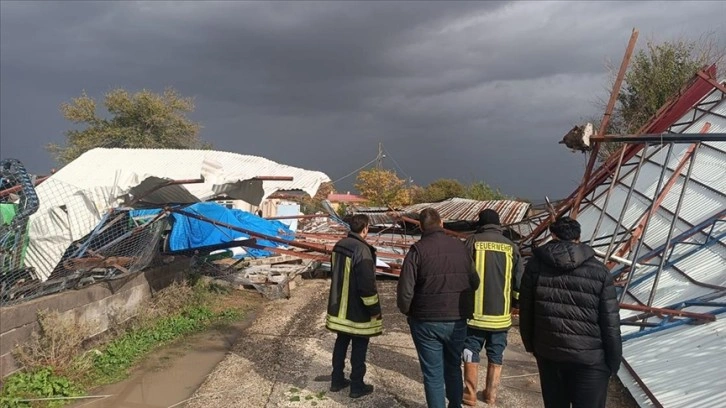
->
[517,66,726,408]
[6,148,330,302]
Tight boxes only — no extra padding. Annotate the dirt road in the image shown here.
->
[185,278,637,408]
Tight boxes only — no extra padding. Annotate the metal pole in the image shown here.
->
[590,146,627,243]
[603,145,649,262]
[571,29,639,218]
[646,143,701,309]
[618,143,673,303]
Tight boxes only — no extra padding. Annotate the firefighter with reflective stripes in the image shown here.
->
[325,214,381,399]
[462,209,524,406]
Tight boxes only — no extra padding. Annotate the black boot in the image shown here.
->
[330,378,351,392]
[349,383,374,398]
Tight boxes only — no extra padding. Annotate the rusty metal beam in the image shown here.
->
[619,303,716,322]
[571,28,639,218]
[0,175,49,197]
[621,357,664,408]
[697,70,726,94]
[611,123,711,264]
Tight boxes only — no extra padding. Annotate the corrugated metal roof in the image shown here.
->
[619,301,726,408]
[404,198,531,224]
[559,82,726,407]
[355,198,531,226]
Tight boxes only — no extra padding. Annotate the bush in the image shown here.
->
[13,311,91,377]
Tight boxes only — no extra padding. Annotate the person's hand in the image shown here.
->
[371,314,381,320]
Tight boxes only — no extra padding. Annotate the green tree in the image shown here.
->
[465,181,509,201]
[47,87,209,165]
[417,179,467,203]
[596,36,723,161]
[354,169,409,208]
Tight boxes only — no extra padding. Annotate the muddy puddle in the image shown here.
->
[71,309,258,408]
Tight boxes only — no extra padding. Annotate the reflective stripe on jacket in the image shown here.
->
[465,225,524,331]
[325,232,382,336]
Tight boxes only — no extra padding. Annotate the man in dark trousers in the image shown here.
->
[519,216,622,408]
[462,209,524,406]
[397,208,480,408]
[325,214,382,399]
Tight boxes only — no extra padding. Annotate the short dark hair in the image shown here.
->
[349,214,370,234]
[549,216,581,241]
[419,208,442,231]
[478,209,500,226]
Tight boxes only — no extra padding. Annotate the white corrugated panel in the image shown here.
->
[562,85,726,407]
[619,303,726,408]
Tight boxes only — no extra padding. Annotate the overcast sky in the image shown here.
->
[1,1,724,200]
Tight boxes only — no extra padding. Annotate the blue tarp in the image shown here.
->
[130,203,295,258]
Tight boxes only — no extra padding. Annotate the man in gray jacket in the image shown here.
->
[397,208,480,408]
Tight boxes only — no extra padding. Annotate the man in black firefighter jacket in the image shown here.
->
[398,208,480,408]
[462,209,524,406]
[325,214,381,399]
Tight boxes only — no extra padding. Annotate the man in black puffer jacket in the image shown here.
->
[519,216,621,408]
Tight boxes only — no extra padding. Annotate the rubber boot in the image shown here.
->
[462,362,479,406]
[483,363,502,405]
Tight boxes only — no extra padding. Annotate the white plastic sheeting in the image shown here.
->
[26,148,330,281]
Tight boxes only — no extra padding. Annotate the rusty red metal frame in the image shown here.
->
[608,123,711,267]
[619,303,716,322]
[571,28,639,218]
[0,175,49,197]
[172,208,406,260]
[621,357,664,408]
[524,65,719,245]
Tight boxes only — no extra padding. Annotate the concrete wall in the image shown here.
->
[0,258,187,378]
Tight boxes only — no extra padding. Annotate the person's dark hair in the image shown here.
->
[349,214,370,234]
[419,208,442,231]
[478,209,500,226]
[549,216,581,241]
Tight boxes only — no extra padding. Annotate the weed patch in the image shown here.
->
[90,305,217,384]
[13,311,92,378]
[2,280,252,407]
[0,367,83,408]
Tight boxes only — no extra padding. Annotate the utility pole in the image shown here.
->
[375,142,385,169]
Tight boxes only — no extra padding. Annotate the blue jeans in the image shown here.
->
[463,328,508,365]
[408,317,468,408]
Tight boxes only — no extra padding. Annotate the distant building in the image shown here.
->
[327,192,368,213]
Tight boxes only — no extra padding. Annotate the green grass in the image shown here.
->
[0,283,247,407]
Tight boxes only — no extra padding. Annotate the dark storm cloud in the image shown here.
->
[1,1,724,199]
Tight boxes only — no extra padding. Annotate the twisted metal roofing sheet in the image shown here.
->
[564,83,726,407]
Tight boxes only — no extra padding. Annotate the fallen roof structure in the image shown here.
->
[520,65,726,408]
[24,148,331,282]
[353,197,531,227]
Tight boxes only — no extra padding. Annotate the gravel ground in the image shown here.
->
[186,278,637,408]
